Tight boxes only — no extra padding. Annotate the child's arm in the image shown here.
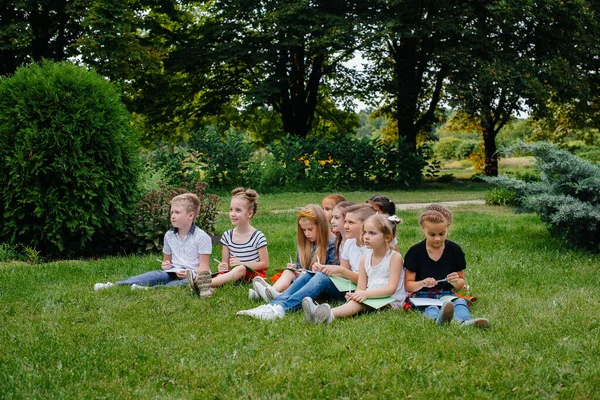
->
[363,253,403,298]
[405,270,437,292]
[345,256,369,302]
[229,246,269,272]
[218,246,230,272]
[321,258,359,283]
[447,270,465,290]
[159,254,173,270]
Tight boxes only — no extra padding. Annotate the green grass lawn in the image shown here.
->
[1,190,599,399]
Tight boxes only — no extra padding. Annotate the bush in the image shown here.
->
[454,140,479,160]
[434,137,463,159]
[485,141,600,252]
[484,188,517,206]
[126,183,221,253]
[0,61,141,257]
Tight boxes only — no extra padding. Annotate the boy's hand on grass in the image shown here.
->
[346,290,367,303]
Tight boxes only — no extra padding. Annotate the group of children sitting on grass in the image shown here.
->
[94,188,490,328]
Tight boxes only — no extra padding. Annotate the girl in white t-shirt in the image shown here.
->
[305,214,406,324]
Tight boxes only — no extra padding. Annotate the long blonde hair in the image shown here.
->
[297,204,331,268]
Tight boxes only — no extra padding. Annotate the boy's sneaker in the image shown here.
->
[237,304,284,320]
[265,286,280,301]
[437,301,454,326]
[195,270,213,298]
[252,276,271,303]
[302,297,317,323]
[248,288,261,302]
[237,304,268,317]
[461,318,490,329]
[186,270,200,296]
[94,282,114,291]
[314,304,334,325]
[131,284,150,290]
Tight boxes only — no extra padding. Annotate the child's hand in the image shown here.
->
[321,265,339,276]
[286,262,297,269]
[161,260,172,271]
[446,272,460,287]
[175,270,187,279]
[311,261,322,272]
[228,256,241,267]
[346,290,367,303]
[218,262,229,272]
[422,277,437,288]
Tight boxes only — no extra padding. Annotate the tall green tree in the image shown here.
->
[0,0,92,76]
[361,1,475,152]
[447,0,598,176]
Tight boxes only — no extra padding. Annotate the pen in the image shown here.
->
[436,278,447,283]
[289,254,293,264]
[213,258,222,264]
[156,258,164,263]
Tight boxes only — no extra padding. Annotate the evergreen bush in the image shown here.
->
[0,61,141,257]
[485,142,600,252]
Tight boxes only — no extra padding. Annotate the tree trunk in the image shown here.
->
[481,123,499,177]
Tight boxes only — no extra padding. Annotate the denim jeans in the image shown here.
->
[412,290,471,322]
[271,272,346,313]
[116,269,187,287]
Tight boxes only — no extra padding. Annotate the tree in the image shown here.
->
[448,0,599,176]
[361,1,475,152]
[0,0,92,76]
[183,0,363,139]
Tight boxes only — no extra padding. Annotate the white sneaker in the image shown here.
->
[252,276,271,303]
[265,286,280,301]
[314,303,334,324]
[248,289,261,302]
[237,304,269,317]
[94,282,114,291]
[131,284,150,290]
[239,304,284,320]
[302,297,317,323]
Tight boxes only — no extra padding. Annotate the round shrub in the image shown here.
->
[454,140,479,160]
[0,61,141,257]
[433,137,463,160]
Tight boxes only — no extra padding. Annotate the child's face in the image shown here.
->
[421,221,448,249]
[343,212,363,240]
[362,220,386,250]
[229,197,252,226]
[170,203,194,229]
[321,199,336,222]
[299,218,318,243]
[330,206,345,234]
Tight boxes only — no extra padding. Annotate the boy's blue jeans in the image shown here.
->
[116,269,187,287]
[270,272,345,313]
[412,290,471,322]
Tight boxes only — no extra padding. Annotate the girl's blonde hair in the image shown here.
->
[419,204,452,226]
[362,214,397,251]
[231,187,259,217]
[297,204,331,269]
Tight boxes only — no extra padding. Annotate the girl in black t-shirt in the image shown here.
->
[404,205,490,328]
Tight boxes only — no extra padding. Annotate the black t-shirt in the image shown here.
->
[404,239,466,292]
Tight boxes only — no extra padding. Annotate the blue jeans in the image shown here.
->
[116,269,187,287]
[271,272,346,313]
[412,290,471,322]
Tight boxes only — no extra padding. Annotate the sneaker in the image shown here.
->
[239,304,284,321]
[196,270,212,298]
[437,301,454,326]
[186,270,200,296]
[94,282,114,291]
[237,304,269,317]
[131,284,150,290]
[248,288,261,302]
[302,297,317,323]
[252,276,271,303]
[461,318,490,329]
[314,303,334,324]
[265,286,280,301]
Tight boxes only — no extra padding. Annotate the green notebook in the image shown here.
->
[328,276,395,309]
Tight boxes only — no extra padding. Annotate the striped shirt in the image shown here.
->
[220,229,267,263]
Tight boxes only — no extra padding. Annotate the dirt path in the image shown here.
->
[272,199,485,214]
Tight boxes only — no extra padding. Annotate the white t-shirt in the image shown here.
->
[341,238,370,273]
[163,225,212,270]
